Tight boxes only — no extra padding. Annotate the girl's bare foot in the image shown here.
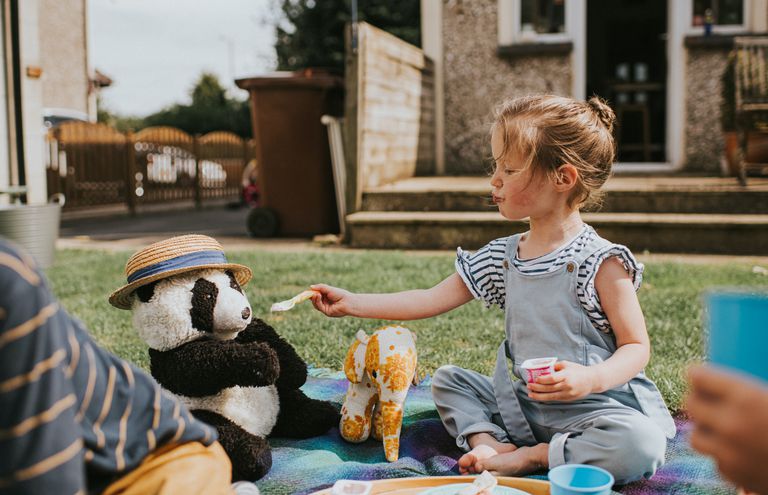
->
[458,436,518,475]
[475,443,549,476]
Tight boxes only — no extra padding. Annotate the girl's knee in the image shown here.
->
[431,365,467,409]
[601,418,666,483]
[431,365,460,390]
[564,414,666,484]
[631,423,666,477]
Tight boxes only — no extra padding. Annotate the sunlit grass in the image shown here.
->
[46,248,768,412]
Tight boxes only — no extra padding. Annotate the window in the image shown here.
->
[497,0,571,45]
[521,0,566,35]
[692,0,744,27]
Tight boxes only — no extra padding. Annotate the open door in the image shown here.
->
[587,0,667,163]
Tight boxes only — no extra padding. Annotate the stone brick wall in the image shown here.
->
[39,0,88,114]
[442,0,571,174]
[685,47,729,172]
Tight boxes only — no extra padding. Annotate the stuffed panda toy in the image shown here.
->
[109,235,340,481]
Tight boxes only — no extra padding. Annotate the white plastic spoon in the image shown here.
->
[270,289,319,312]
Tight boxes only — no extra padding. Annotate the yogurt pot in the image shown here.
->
[520,357,557,383]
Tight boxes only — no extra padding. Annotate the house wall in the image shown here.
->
[442,0,571,174]
[39,0,88,115]
[685,47,730,172]
[0,2,9,197]
[19,0,46,204]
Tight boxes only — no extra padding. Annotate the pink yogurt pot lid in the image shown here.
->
[520,357,557,370]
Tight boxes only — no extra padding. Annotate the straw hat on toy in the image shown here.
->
[109,234,252,310]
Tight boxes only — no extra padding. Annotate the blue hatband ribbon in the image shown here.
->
[127,250,228,283]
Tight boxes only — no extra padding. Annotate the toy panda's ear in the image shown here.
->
[225,270,243,294]
[135,281,158,303]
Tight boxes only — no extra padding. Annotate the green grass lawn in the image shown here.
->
[46,248,768,413]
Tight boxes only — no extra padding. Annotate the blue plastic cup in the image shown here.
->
[548,464,615,495]
[706,291,768,382]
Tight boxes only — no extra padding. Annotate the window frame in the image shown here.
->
[498,0,573,45]
[687,0,750,34]
[519,0,569,41]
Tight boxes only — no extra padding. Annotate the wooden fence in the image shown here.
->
[344,22,436,213]
[46,122,255,212]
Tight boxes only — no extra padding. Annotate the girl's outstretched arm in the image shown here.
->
[527,256,650,401]
[310,272,473,320]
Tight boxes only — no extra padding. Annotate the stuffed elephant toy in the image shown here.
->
[339,325,417,462]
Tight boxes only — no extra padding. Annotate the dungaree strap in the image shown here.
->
[504,234,522,265]
[574,231,611,265]
[492,341,538,446]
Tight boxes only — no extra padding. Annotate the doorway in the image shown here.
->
[586,0,667,163]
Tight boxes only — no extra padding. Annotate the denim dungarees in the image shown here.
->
[432,232,676,484]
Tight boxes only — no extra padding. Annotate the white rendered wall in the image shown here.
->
[0,2,10,199]
[19,0,46,204]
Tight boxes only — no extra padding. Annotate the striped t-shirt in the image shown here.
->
[0,239,217,494]
[455,225,643,333]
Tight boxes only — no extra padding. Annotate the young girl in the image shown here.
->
[310,95,676,484]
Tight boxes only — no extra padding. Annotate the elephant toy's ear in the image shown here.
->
[343,335,367,383]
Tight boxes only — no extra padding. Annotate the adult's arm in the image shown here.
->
[0,242,85,495]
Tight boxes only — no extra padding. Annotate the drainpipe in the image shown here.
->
[421,0,445,175]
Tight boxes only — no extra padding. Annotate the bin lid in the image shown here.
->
[235,69,343,90]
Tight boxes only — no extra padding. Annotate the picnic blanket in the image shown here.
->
[254,370,737,495]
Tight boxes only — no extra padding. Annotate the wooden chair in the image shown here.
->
[733,36,768,185]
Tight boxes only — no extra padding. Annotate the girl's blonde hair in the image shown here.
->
[492,94,616,209]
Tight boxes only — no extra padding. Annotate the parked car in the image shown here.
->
[134,143,227,187]
[43,107,89,129]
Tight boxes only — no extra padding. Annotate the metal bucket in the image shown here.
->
[0,194,65,268]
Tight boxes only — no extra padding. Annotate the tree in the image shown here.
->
[96,97,145,133]
[275,0,420,72]
[191,73,229,107]
[97,73,252,137]
[143,72,252,138]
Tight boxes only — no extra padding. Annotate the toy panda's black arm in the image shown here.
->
[149,339,280,397]
[236,319,307,390]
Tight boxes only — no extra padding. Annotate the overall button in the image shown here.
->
[503,259,509,270]
[566,262,575,273]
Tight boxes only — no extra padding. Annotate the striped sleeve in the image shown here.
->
[455,237,508,309]
[579,244,644,333]
[0,242,85,494]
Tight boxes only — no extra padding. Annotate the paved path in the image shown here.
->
[58,204,356,253]
[60,204,251,240]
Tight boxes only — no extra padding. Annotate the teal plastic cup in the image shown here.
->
[706,291,768,382]
[548,464,614,495]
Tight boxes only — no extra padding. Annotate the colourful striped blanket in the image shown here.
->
[254,371,736,495]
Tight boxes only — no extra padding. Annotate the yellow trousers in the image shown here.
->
[102,441,234,495]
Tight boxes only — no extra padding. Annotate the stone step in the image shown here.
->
[346,211,768,254]
[361,177,768,214]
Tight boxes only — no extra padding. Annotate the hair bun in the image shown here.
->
[587,96,616,133]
